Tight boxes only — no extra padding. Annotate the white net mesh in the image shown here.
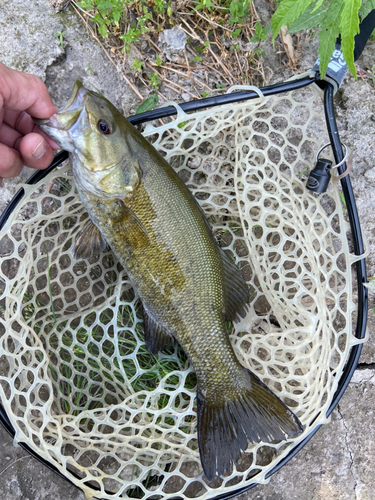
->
[0,83,366,499]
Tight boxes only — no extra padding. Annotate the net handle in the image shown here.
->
[314,10,375,92]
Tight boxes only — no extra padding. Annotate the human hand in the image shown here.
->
[0,62,59,186]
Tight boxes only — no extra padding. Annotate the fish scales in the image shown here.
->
[79,143,238,398]
[37,81,303,481]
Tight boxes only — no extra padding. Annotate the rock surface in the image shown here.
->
[0,1,374,499]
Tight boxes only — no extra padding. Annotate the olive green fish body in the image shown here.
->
[38,82,303,481]
[77,141,239,392]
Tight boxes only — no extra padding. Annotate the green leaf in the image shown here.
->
[135,93,159,115]
[98,22,108,38]
[317,0,344,77]
[271,0,316,39]
[310,0,324,14]
[112,10,121,24]
[288,2,329,33]
[360,0,375,19]
[340,0,361,76]
[97,1,114,8]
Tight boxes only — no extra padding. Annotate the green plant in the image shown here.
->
[131,57,144,72]
[297,167,308,177]
[154,0,172,16]
[228,0,251,24]
[135,92,159,114]
[253,47,266,58]
[271,0,375,78]
[148,72,161,89]
[339,190,347,211]
[196,40,210,53]
[119,26,140,53]
[53,30,66,47]
[77,0,123,37]
[250,21,271,43]
[77,0,172,50]
[195,0,216,11]
[73,0,267,95]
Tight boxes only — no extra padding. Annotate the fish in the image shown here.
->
[37,81,303,481]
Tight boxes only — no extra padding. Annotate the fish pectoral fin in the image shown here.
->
[220,249,250,320]
[142,307,174,355]
[113,200,151,247]
[72,220,107,260]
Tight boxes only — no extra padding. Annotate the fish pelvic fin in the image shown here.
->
[72,220,107,260]
[196,368,303,481]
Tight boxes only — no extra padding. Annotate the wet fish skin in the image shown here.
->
[37,82,303,481]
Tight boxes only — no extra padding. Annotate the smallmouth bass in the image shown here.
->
[38,82,303,481]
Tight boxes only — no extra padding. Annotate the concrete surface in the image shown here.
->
[0,1,374,499]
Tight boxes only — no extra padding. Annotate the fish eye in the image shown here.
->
[97,119,112,135]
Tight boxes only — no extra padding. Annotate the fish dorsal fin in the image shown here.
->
[98,159,142,196]
[142,307,174,355]
[112,200,151,248]
[220,249,250,320]
[72,220,107,259]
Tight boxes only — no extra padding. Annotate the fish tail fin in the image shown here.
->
[197,368,303,481]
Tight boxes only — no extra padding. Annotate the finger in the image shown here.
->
[0,143,23,179]
[16,133,55,170]
[0,121,22,148]
[0,62,58,118]
[3,110,60,149]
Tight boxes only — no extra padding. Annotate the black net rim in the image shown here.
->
[0,76,368,500]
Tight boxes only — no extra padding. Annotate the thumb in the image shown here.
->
[0,62,58,118]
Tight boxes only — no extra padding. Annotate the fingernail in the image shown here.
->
[31,140,46,160]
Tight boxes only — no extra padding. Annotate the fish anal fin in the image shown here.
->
[142,307,173,355]
[197,368,303,481]
[220,249,250,321]
[72,220,107,260]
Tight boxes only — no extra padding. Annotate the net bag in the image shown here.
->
[0,79,368,500]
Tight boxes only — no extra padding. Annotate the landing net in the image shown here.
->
[0,83,366,499]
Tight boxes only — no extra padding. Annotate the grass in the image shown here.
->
[21,267,197,418]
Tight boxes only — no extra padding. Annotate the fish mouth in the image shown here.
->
[36,81,87,149]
